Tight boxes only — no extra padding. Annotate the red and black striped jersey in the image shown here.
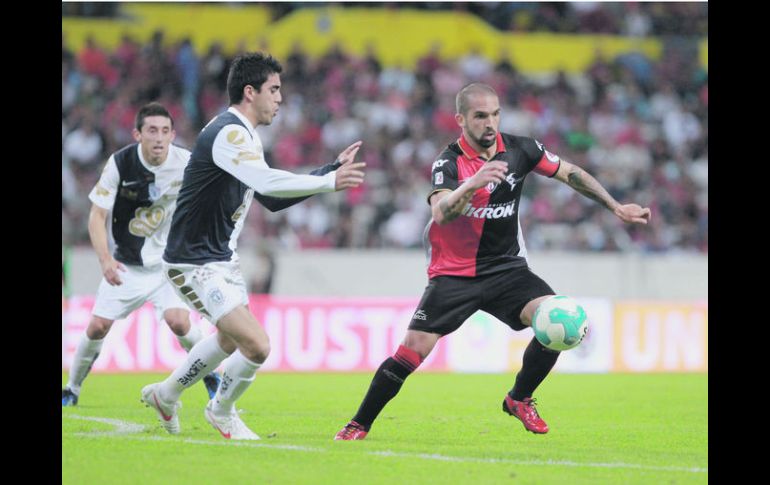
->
[424,132,561,279]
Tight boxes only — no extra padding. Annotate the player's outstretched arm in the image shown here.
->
[254,141,365,211]
[553,160,651,225]
[213,125,341,198]
[88,204,125,285]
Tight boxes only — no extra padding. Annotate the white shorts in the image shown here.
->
[162,260,249,325]
[91,264,188,321]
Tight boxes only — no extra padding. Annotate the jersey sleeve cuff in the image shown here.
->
[426,188,452,204]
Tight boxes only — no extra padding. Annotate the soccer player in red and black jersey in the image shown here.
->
[335,83,651,440]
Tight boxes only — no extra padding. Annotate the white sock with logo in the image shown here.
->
[158,333,230,403]
[211,351,261,416]
[66,334,104,394]
[176,323,202,352]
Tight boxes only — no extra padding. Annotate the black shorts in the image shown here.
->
[408,266,555,335]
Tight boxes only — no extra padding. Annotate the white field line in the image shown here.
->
[64,414,707,474]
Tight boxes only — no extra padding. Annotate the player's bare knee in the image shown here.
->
[86,316,113,339]
[164,317,189,336]
[520,295,554,326]
[241,338,271,363]
[163,310,190,336]
[402,331,439,360]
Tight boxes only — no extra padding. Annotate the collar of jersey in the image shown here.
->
[458,132,506,161]
[135,144,164,172]
[228,106,258,137]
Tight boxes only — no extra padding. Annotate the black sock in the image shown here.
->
[352,357,414,430]
[509,337,560,401]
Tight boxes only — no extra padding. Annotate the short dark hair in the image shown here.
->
[135,102,173,131]
[227,52,283,105]
[456,83,498,115]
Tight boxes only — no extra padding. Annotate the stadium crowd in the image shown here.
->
[62,3,707,256]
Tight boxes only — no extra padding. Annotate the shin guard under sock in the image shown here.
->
[352,345,423,430]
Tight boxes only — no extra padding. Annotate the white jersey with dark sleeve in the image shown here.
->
[164,107,337,265]
[88,143,190,267]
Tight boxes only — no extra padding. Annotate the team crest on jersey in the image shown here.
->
[148,182,160,201]
[486,181,498,193]
[506,173,524,191]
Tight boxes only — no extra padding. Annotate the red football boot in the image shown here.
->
[334,420,369,440]
[503,396,549,434]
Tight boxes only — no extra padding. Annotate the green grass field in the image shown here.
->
[62,372,707,484]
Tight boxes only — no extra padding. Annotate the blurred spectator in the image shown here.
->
[62,111,104,173]
[62,3,707,255]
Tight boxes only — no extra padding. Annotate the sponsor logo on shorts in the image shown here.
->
[413,309,427,320]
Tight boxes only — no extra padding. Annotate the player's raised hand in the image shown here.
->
[335,141,363,166]
[102,258,126,286]
[467,161,508,190]
[334,141,365,190]
[614,204,651,224]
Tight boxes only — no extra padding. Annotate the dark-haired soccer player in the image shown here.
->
[335,83,650,439]
[140,53,366,440]
[63,102,220,407]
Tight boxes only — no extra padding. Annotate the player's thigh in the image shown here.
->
[147,278,191,328]
[91,265,155,321]
[481,267,555,330]
[408,276,483,337]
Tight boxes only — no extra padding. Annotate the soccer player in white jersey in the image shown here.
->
[62,103,220,406]
[139,52,366,440]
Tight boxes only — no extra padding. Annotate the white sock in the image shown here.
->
[176,324,203,352]
[158,333,229,403]
[211,351,261,416]
[66,334,104,394]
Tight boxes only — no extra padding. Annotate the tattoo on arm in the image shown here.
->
[566,166,618,211]
[438,190,474,222]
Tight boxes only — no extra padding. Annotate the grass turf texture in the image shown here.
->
[62,372,707,484]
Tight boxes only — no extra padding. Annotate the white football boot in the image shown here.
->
[141,383,182,435]
[204,400,260,440]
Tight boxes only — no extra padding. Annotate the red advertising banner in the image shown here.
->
[62,295,447,372]
[62,296,706,373]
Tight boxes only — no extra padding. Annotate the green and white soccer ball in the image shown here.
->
[532,295,588,351]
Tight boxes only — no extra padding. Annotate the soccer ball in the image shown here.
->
[532,295,588,351]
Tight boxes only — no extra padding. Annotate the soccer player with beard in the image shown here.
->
[335,83,651,439]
